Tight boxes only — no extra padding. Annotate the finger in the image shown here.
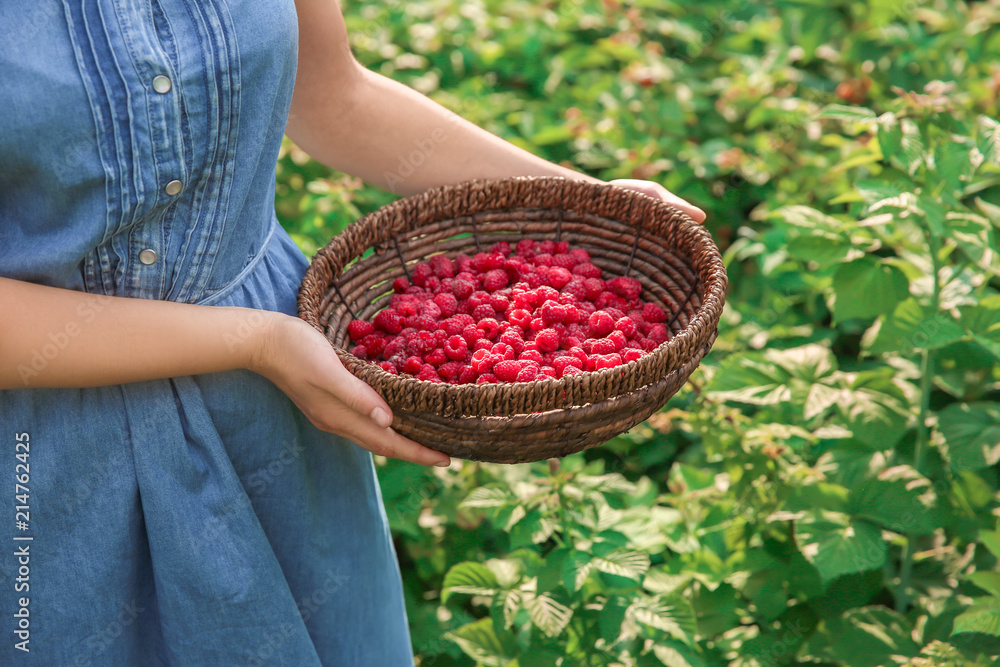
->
[343,417,451,467]
[322,353,396,428]
[609,179,707,223]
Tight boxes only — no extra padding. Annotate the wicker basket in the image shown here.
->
[298,177,727,464]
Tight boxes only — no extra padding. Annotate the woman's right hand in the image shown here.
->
[250,313,451,467]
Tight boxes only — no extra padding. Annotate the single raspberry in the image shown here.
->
[608,276,643,301]
[539,240,556,254]
[377,361,398,374]
[483,269,509,292]
[640,337,659,352]
[533,253,554,268]
[516,366,539,382]
[595,292,628,311]
[407,332,436,356]
[473,339,492,352]
[411,263,433,287]
[591,338,617,355]
[361,334,387,358]
[428,254,455,279]
[402,356,423,374]
[472,304,497,322]
[418,300,442,320]
[478,318,501,340]
[416,365,441,382]
[622,349,643,363]
[594,353,623,371]
[547,266,573,290]
[489,241,511,256]
[498,329,524,354]
[438,361,464,382]
[559,365,582,378]
[441,317,464,336]
[535,286,559,303]
[607,330,627,351]
[643,303,668,324]
[553,356,583,375]
[452,279,475,300]
[604,307,626,322]
[614,316,638,338]
[554,240,570,254]
[588,310,615,338]
[525,270,547,289]
[459,366,478,384]
[347,320,375,342]
[561,303,582,324]
[518,349,544,364]
[476,373,498,384]
[434,293,458,318]
[461,324,483,347]
[562,278,588,302]
[470,348,496,373]
[445,335,469,361]
[455,254,474,273]
[551,253,576,270]
[512,291,537,310]
[425,277,440,292]
[561,335,582,350]
[535,328,560,353]
[583,278,604,301]
[373,309,404,334]
[529,317,546,331]
[491,342,515,361]
[383,338,405,359]
[396,300,418,317]
[392,277,410,294]
[647,324,669,345]
[573,263,602,279]
[350,345,368,359]
[493,360,522,382]
[410,314,437,331]
[540,300,564,325]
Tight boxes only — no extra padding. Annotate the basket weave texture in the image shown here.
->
[298,177,727,463]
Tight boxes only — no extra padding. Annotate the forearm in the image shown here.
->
[0,278,273,389]
[287,67,599,195]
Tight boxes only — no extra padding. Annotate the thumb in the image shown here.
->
[329,360,394,428]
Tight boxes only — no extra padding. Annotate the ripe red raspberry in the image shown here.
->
[476,373,498,384]
[643,303,667,324]
[551,253,576,270]
[441,317,464,336]
[458,366,478,384]
[524,270,546,289]
[532,253,553,267]
[434,293,458,318]
[573,263,602,279]
[594,353,623,371]
[535,286,559,304]
[608,276,642,301]
[455,254,473,273]
[491,342,515,361]
[640,337,659,352]
[547,267,573,290]
[410,314,437,331]
[590,338,616,355]
[438,361,464,382]
[425,348,447,367]
[461,324,483,347]
[622,349,643,363]
[498,329,524,353]
[472,304,496,322]
[416,365,441,382]
[529,317,545,331]
[596,292,629,311]
[410,263,433,287]
[614,316,638,338]
[583,278,604,301]
[647,324,669,345]
[374,309,404,334]
[607,330,627,351]
[483,269,509,292]
[473,339,492,352]
[377,361,398,374]
[516,366,538,382]
[561,303,582,324]
[569,248,590,263]
[515,239,535,254]
[428,254,455,279]
[603,307,626,322]
[452,279,475,300]
[361,334,387,358]
[396,300,418,317]
[554,240,569,254]
[505,308,531,328]
[478,318,501,340]
[518,349,544,364]
[350,345,368,359]
[418,300,442,320]
[392,277,410,294]
[534,328,560,353]
[425,277,440,292]
[562,278,588,302]
[402,356,423,374]
[588,310,615,338]
[493,360,522,382]
[445,335,469,361]
[408,332,437,356]
[490,293,510,314]
[347,320,375,341]
[470,349,496,373]
[467,291,491,309]
[540,300,563,325]
[383,338,405,359]
[489,241,511,256]
[559,365,582,378]
[539,240,556,254]
[561,335,582,350]
[553,356,583,375]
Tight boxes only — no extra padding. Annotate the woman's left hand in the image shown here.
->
[607,179,707,223]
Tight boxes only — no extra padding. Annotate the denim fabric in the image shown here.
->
[0,2,414,664]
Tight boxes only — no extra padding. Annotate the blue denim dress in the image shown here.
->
[0,2,413,665]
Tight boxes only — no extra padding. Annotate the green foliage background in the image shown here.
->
[276,0,1000,664]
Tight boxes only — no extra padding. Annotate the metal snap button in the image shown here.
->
[138,249,158,265]
[164,180,182,196]
[152,75,172,94]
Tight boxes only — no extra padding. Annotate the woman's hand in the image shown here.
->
[251,313,451,467]
[607,178,707,223]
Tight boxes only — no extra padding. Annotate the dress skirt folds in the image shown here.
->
[0,2,414,664]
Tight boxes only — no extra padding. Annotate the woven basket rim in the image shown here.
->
[298,176,727,416]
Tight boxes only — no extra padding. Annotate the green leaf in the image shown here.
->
[627,595,698,645]
[806,606,919,666]
[524,593,573,637]
[968,572,1000,599]
[847,465,939,535]
[592,549,651,580]
[442,562,500,603]
[978,115,1000,165]
[863,298,965,354]
[444,618,510,666]
[832,258,910,322]
[938,402,1000,471]
[837,372,912,448]
[818,104,877,123]
[960,295,1000,359]
[461,485,515,509]
[877,112,903,161]
[980,530,1000,560]
[796,511,887,584]
[651,640,707,667]
[952,597,1000,637]
[936,140,973,193]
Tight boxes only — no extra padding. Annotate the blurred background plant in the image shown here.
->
[276,0,1000,664]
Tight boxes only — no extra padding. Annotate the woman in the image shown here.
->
[0,0,704,664]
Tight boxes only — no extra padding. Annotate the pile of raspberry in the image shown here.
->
[345,239,670,384]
